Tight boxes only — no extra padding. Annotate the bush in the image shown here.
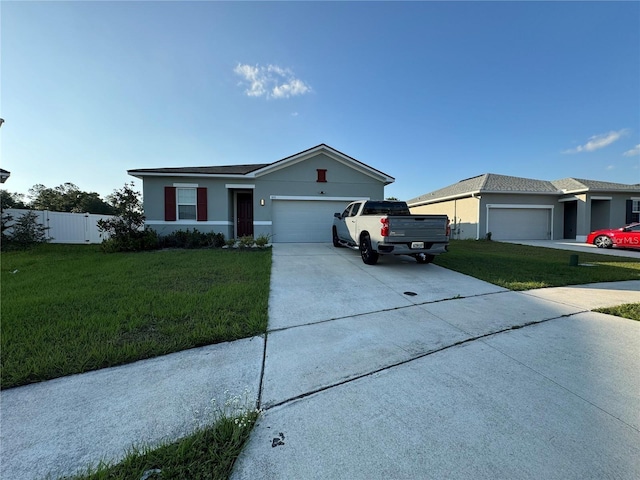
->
[97,183,158,252]
[158,229,225,249]
[1,210,51,250]
[255,234,272,248]
[100,229,159,253]
[238,235,255,249]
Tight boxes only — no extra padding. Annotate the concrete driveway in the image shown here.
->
[233,244,640,479]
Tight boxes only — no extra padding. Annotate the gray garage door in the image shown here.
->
[272,200,349,243]
[488,208,551,240]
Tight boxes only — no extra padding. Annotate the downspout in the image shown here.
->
[472,193,481,239]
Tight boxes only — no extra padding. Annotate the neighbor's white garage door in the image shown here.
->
[488,207,551,240]
[272,200,348,243]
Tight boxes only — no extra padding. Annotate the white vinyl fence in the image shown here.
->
[3,209,114,244]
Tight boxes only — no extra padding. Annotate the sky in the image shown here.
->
[1,1,639,202]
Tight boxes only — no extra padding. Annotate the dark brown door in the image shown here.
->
[237,193,254,237]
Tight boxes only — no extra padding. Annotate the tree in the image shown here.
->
[1,210,51,250]
[97,183,158,252]
[0,189,28,210]
[28,183,115,214]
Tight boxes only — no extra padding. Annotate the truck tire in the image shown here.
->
[332,227,342,247]
[415,253,435,264]
[360,234,379,265]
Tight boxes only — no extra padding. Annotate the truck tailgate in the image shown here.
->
[387,216,448,242]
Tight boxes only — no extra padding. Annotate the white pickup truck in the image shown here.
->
[332,200,450,265]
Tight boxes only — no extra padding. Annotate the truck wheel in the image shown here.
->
[332,227,342,247]
[415,253,435,264]
[360,234,379,265]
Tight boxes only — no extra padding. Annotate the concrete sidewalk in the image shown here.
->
[1,244,639,480]
[501,239,640,258]
[0,339,264,480]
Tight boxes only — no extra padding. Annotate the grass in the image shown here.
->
[594,303,640,321]
[64,407,260,480]
[1,244,271,389]
[434,240,640,290]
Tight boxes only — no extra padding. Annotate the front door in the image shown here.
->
[236,192,254,237]
[563,201,577,239]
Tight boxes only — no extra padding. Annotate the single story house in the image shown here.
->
[128,144,394,243]
[407,173,640,242]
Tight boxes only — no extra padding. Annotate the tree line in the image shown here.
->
[0,183,116,215]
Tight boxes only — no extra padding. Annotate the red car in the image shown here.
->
[586,223,640,250]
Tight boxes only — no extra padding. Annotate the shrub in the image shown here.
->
[158,229,225,249]
[238,235,255,249]
[100,229,159,253]
[255,233,272,248]
[1,210,51,250]
[97,183,158,252]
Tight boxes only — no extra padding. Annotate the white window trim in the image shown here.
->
[176,187,197,221]
[173,183,198,187]
[226,184,255,189]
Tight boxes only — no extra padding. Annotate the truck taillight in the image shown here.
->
[446,218,451,237]
[380,217,389,237]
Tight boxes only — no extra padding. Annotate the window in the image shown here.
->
[317,169,327,183]
[632,199,640,223]
[177,188,197,220]
[164,186,207,221]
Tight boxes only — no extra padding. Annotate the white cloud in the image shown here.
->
[563,129,629,154]
[234,63,312,99]
[623,144,640,157]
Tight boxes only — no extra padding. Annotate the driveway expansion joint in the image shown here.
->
[266,290,508,335]
[260,312,577,411]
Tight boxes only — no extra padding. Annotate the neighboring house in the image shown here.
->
[0,168,10,183]
[128,144,394,243]
[407,173,640,242]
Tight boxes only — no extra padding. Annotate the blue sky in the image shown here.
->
[2,1,639,202]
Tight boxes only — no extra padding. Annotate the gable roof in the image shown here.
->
[408,173,640,206]
[128,144,395,184]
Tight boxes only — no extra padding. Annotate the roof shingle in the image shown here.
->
[408,173,639,206]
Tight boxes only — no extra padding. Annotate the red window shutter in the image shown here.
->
[197,187,208,221]
[317,169,327,182]
[164,186,176,221]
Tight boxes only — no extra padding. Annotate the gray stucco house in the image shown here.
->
[408,174,640,242]
[128,144,394,243]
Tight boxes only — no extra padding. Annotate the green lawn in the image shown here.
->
[1,244,271,389]
[594,303,640,321]
[434,240,640,290]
